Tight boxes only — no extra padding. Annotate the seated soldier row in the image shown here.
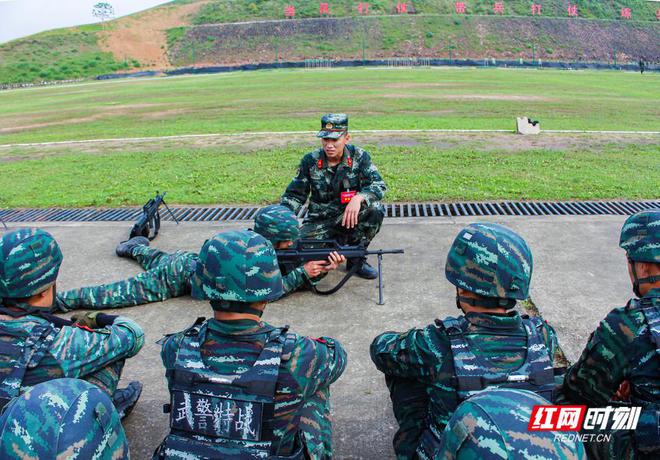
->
[0,209,657,459]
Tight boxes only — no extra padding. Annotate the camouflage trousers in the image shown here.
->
[299,387,333,459]
[59,246,197,310]
[84,359,125,397]
[301,203,384,246]
[385,375,430,460]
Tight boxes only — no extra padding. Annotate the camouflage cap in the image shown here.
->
[0,378,129,459]
[439,388,585,459]
[253,204,300,244]
[619,210,660,263]
[191,230,283,303]
[0,228,63,299]
[317,113,349,139]
[445,223,532,300]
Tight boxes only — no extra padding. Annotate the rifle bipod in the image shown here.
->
[310,253,389,305]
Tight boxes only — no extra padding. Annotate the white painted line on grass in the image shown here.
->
[1,129,658,148]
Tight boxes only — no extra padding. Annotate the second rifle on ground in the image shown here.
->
[129,192,179,240]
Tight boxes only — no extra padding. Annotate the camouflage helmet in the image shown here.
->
[619,210,660,263]
[0,228,63,299]
[445,223,532,301]
[438,388,585,459]
[0,378,129,459]
[253,204,300,244]
[191,230,283,303]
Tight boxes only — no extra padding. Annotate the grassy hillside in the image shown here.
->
[1,0,658,85]
[170,15,660,66]
[0,25,137,85]
[192,0,660,23]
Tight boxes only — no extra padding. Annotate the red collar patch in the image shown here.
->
[317,159,323,169]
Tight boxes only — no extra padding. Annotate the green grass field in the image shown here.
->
[1,67,658,207]
[1,68,659,145]
[0,144,657,208]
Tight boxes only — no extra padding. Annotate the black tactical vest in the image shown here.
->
[0,320,54,410]
[154,323,305,460]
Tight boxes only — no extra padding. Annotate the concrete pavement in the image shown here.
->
[1,216,633,459]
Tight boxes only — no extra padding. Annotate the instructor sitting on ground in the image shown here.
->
[281,114,387,279]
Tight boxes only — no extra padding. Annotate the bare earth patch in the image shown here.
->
[1,132,657,163]
[383,93,555,101]
[0,104,168,133]
[98,1,208,69]
[380,82,468,89]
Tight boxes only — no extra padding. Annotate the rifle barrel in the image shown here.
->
[366,249,404,255]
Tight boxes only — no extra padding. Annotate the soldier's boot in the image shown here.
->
[112,381,143,419]
[116,236,150,259]
[347,257,378,280]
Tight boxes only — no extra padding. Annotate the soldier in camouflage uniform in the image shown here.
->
[57,205,343,309]
[281,114,387,279]
[154,230,347,459]
[370,223,567,460]
[437,388,585,459]
[561,210,660,459]
[254,204,345,293]
[0,227,144,417]
[0,378,129,459]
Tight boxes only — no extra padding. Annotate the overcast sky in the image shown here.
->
[0,0,172,44]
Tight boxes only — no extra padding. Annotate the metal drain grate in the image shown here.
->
[381,200,660,218]
[1,201,658,223]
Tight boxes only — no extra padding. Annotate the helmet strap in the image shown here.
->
[630,258,660,297]
[629,258,645,297]
[456,292,516,310]
[1,285,59,316]
[0,300,55,317]
[210,300,264,317]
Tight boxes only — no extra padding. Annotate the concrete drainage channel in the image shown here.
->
[1,201,658,223]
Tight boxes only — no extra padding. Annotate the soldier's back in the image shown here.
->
[161,318,346,457]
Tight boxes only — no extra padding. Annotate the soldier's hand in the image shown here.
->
[71,311,102,329]
[304,260,329,278]
[342,195,364,229]
[612,380,631,402]
[322,251,346,272]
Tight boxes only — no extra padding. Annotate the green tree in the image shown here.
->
[92,2,115,27]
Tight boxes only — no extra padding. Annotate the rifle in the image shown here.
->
[276,239,404,305]
[129,192,179,240]
[519,297,570,368]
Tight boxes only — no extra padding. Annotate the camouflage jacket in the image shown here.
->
[562,288,660,407]
[370,311,564,460]
[0,313,144,393]
[281,145,387,220]
[160,318,347,456]
[282,265,309,295]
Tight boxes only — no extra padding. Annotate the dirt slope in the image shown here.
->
[99,1,207,68]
